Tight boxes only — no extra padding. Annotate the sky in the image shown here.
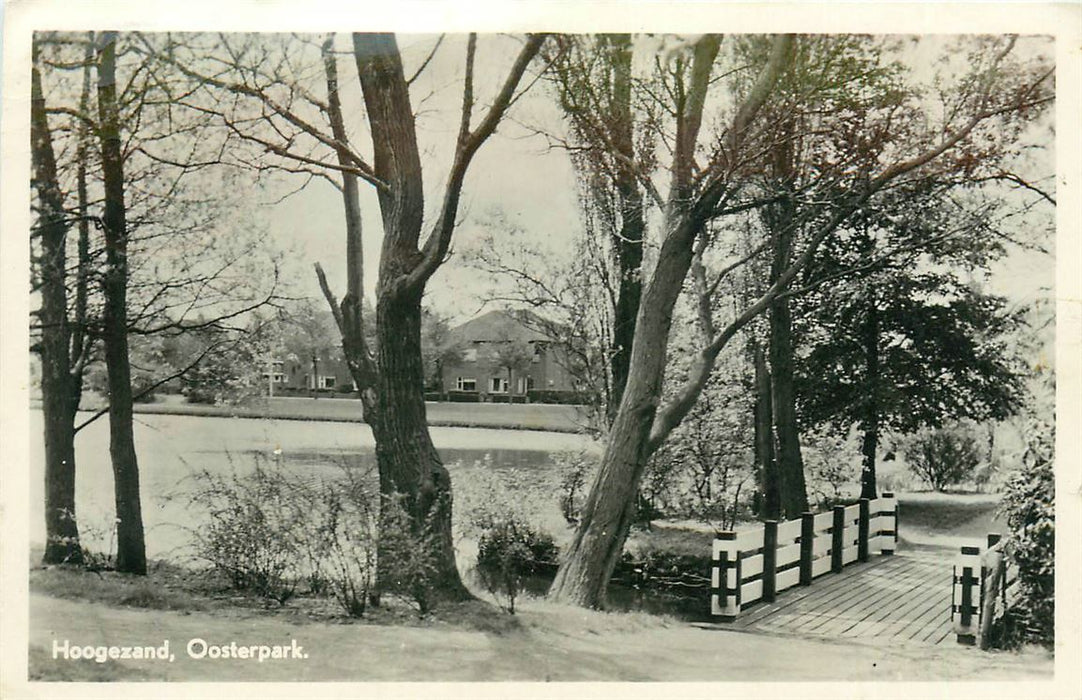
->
[265,33,582,323]
[263,32,1056,327]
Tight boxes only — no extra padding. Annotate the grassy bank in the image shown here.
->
[27,559,1052,683]
[41,394,593,433]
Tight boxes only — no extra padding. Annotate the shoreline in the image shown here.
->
[29,396,595,435]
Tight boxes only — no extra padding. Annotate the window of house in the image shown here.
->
[532,343,542,363]
[273,374,285,383]
[517,376,534,394]
[490,377,508,393]
[456,377,476,392]
[320,376,336,389]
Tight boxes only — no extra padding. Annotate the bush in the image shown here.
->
[305,469,379,617]
[375,495,443,615]
[553,450,595,526]
[475,519,558,613]
[185,457,379,614]
[803,427,861,509]
[526,389,594,405]
[999,415,1054,646]
[903,423,985,491]
[455,462,561,613]
[188,460,310,603]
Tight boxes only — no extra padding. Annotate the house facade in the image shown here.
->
[262,354,355,396]
[439,309,580,402]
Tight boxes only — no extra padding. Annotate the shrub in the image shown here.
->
[455,463,561,613]
[186,457,379,614]
[553,449,595,526]
[304,469,379,617]
[375,495,443,615]
[903,423,985,491]
[188,460,309,603]
[803,427,861,509]
[999,415,1054,646]
[475,519,558,613]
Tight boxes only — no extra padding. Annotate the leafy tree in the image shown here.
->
[545,34,655,423]
[30,35,93,564]
[31,31,283,571]
[420,308,464,393]
[903,423,986,491]
[486,336,534,398]
[998,374,1054,645]
[549,34,1053,608]
[794,185,1027,498]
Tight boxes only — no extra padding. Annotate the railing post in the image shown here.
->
[831,505,845,574]
[711,538,724,616]
[881,491,896,555]
[712,533,741,620]
[763,520,778,603]
[858,498,870,563]
[799,512,814,586]
[953,544,981,645]
[980,546,1005,650]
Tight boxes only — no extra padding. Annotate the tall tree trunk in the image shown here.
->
[348,31,542,601]
[354,33,469,601]
[764,120,808,519]
[371,288,468,600]
[753,341,780,519]
[548,33,790,608]
[767,228,808,518]
[32,49,83,565]
[604,34,645,424]
[859,290,880,499]
[548,213,705,607]
[97,32,146,575]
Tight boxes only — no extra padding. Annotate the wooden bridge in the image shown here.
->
[724,551,955,646]
[705,495,963,647]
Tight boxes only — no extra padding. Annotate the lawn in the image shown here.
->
[26,563,1053,683]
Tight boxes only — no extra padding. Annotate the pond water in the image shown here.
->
[28,411,594,556]
[27,410,708,620]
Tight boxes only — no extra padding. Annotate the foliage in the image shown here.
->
[303,467,379,618]
[475,520,558,614]
[86,334,170,404]
[176,331,268,405]
[646,338,757,530]
[902,422,987,491]
[802,427,862,508]
[998,384,1055,646]
[420,308,465,392]
[454,460,561,613]
[185,456,380,615]
[188,458,309,603]
[553,449,596,526]
[376,495,444,615]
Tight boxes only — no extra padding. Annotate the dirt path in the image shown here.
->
[28,593,1051,682]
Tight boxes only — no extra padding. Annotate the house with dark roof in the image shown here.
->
[439,309,579,402]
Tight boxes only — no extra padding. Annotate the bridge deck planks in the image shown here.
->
[730,552,954,645]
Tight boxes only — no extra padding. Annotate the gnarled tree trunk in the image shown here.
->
[353,32,469,600]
